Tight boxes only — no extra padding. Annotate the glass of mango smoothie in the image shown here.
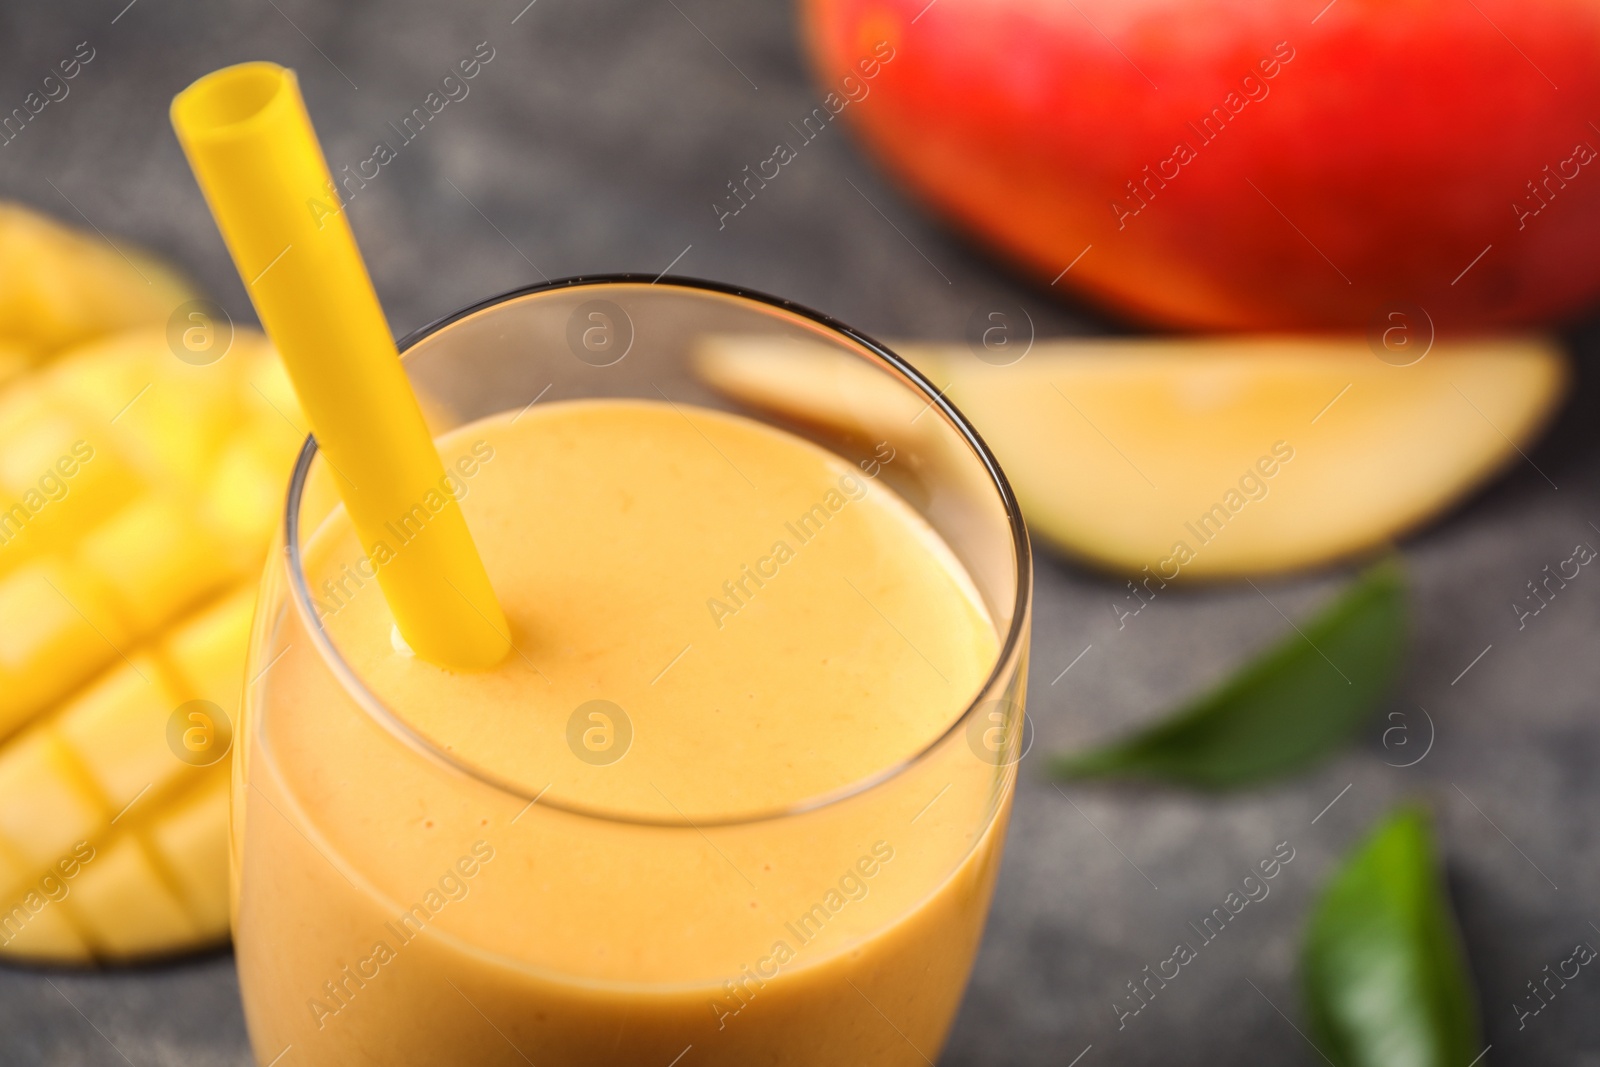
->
[235,277,1031,1066]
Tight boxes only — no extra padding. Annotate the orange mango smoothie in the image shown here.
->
[236,398,1019,1066]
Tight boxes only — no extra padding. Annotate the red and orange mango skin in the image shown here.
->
[803,0,1600,330]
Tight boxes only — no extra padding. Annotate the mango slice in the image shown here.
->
[0,327,300,962]
[695,336,1567,577]
[0,202,195,387]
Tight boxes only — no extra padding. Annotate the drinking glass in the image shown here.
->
[234,277,1032,1066]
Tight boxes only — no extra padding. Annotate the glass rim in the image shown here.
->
[281,273,1033,829]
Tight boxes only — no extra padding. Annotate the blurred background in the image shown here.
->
[1,0,1598,1063]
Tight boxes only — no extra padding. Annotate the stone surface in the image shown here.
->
[2,0,1598,1063]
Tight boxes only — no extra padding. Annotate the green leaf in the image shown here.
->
[1052,558,1405,787]
[1303,805,1482,1067]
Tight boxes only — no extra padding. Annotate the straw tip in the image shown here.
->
[171,62,297,142]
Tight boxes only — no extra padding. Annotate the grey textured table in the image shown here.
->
[3,1,1598,1064]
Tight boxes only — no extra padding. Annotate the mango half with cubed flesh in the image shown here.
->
[0,326,301,962]
[0,201,194,387]
[694,335,1567,577]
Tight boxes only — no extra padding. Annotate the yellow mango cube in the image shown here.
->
[0,325,300,963]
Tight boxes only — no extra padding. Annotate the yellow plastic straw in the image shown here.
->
[171,63,510,670]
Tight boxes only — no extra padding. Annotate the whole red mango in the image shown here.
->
[802,0,1600,330]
